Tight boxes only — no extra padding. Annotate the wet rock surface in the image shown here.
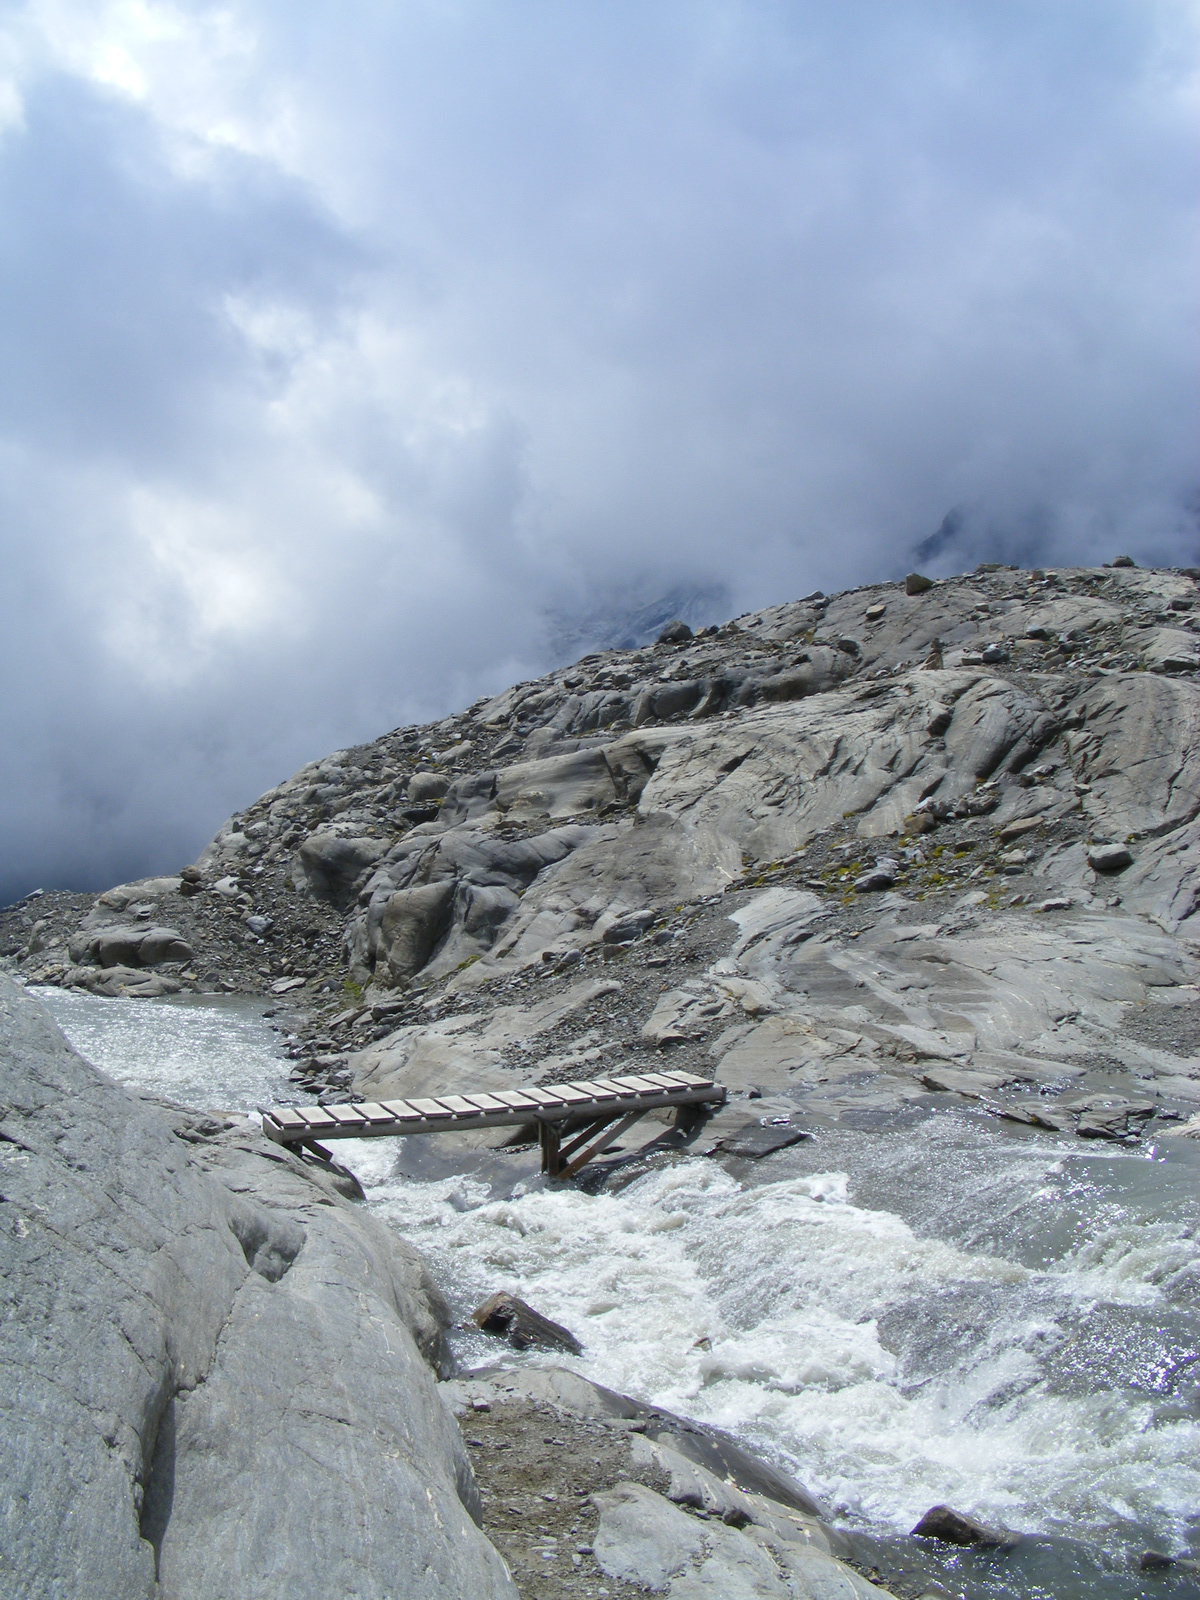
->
[911,1504,1017,1549]
[473,1291,584,1355]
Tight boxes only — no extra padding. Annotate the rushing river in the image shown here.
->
[35,986,1200,1597]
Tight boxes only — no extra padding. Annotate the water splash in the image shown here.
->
[366,1121,1200,1557]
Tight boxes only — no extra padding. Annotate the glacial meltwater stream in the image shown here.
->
[36,986,1200,1598]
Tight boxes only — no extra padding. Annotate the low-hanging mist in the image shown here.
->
[1,0,1196,903]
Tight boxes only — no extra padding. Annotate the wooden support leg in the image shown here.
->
[539,1120,562,1179]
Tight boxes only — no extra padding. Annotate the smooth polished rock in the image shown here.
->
[911,1503,1018,1549]
[0,976,516,1600]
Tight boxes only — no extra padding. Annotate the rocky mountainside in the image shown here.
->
[7,558,1200,1599]
[9,558,1200,1146]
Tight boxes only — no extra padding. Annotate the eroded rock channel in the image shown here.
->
[5,562,1200,1598]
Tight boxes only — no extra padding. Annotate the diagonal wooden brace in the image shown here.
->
[557,1109,649,1182]
[558,1115,621,1165]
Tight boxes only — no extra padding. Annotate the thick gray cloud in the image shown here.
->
[1,0,1196,902]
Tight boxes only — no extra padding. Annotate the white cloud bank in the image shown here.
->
[1,0,1197,898]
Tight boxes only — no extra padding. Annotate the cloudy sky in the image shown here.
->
[1,0,1197,902]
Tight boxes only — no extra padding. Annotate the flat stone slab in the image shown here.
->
[708,1114,812,1158]
[919,1066,1009,1098]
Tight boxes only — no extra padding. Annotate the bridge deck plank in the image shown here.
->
[262,1071,725,1180]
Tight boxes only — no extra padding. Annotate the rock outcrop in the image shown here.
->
[444,1366,917,1597]
[9,562,1200,1134]
[0,975,516,1600]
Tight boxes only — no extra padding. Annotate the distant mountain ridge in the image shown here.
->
[544,582,729,659]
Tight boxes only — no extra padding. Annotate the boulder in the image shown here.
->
[633,678,704,722]
[407,770,451,803]
[93,877,183,911]
[905,572,934,595]
[471,1291,583,1355]
[998,816,1044,844]
[855,857,899,892]
[1073,1097,1155,1140]
[1087,841,1133,873]
[1141,1552,1200,1573]
[602,909,657,944]
[911,1504,1016,1548]
[86,965,184,998]
[591,1481,888,1598]
[0,975,516,1600]
[67,924,194,969]
[378,881,456,984]
[920,1066,1008,1098]
[708,1114,811,1158]
[135,927,195,966]
[656,619,693,644]
[296,831,388,909]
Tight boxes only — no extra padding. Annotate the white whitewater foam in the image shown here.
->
[367,1144,1200,1550]
[31,986,292,1113]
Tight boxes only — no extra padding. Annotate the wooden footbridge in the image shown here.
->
[262,1069,725,1182]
